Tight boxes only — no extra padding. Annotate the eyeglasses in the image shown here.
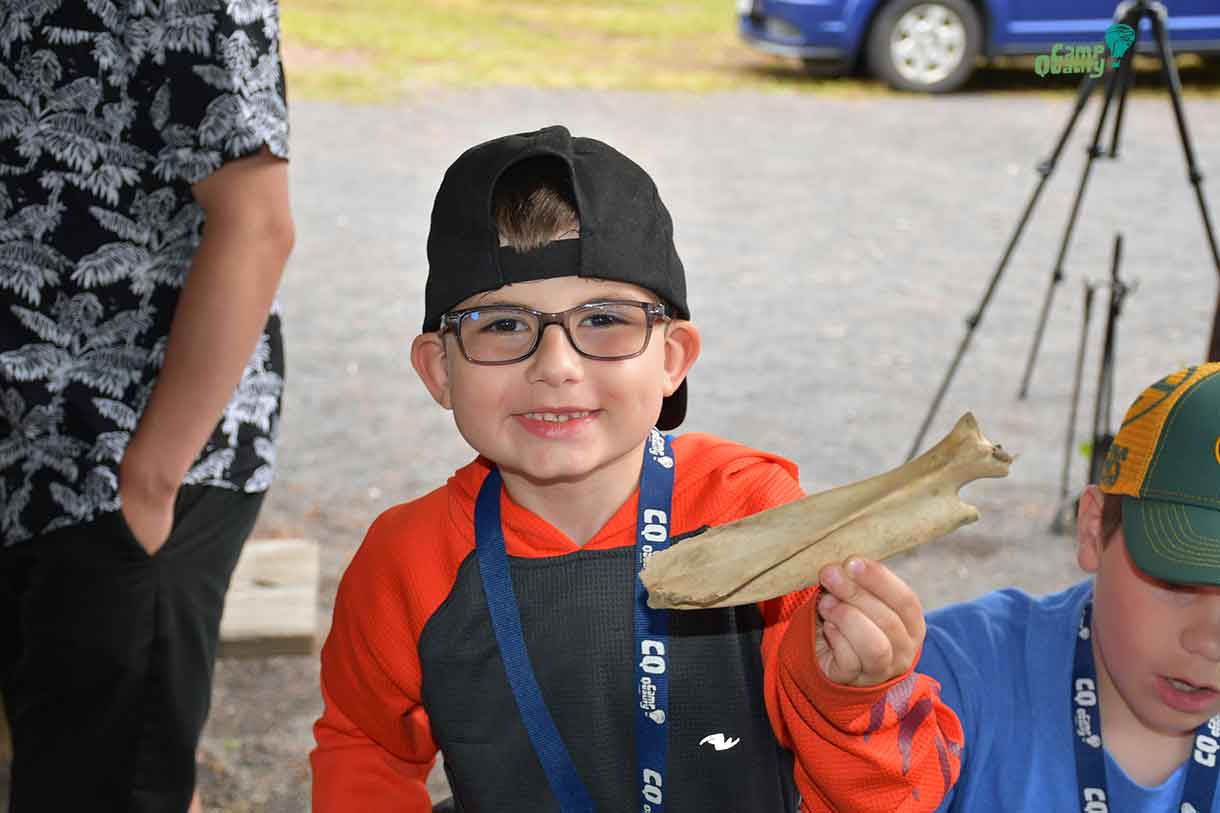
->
[439,300,669,365]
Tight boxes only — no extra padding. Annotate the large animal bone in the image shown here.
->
[641,412,1013,609]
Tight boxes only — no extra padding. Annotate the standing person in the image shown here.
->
[311,126,963,811]
[910,363,1220,811]
[0,2,292,811]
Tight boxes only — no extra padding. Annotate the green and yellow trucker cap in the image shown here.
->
[1099,363,1220,586]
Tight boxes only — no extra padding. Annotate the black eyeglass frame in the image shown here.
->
[439,300,670,365]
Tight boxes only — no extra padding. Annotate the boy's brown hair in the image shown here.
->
[1101,492,1123,544]
[493,157,579,252]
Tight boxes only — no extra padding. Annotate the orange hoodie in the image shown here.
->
[312,433,962,811]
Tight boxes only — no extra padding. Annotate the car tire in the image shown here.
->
[866,0,982,93]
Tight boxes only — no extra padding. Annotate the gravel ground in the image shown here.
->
[8,83,1220,812]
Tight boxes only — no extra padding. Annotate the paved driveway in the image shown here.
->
[113,85,1220,810]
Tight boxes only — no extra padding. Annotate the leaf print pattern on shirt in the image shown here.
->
[0,1,289,545]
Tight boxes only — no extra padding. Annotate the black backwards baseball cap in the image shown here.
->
[423,125,691,430]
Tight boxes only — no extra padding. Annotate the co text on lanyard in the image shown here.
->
[474,428,677,813]
[1072,601,1220,812]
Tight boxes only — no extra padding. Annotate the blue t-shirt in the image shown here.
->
[919,580,1217,812]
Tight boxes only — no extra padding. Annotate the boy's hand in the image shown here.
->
[813,557,925,687]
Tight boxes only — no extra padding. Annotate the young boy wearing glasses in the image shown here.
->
[310,126,963,812]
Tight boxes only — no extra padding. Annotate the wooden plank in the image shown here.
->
[219,538,319,659]
[0,538,320,765]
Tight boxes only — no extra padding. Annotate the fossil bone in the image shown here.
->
[641,412,1013,610]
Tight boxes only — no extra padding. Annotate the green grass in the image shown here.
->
[280,0,767,101]
[279,1,1220,102]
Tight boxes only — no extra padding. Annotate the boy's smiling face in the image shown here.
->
[412,274,699,488]
[1078,487,1220,740]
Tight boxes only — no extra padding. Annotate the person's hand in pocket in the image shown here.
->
[118,451,178,557]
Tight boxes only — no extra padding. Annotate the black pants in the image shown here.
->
[0,485,265,813]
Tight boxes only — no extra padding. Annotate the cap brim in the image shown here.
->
[656,379,687,431]
[1123,496,1220,587]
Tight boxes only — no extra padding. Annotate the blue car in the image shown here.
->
[739,0,1220,92]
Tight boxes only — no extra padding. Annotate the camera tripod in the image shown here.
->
[1050,234,1134,534]
[907,0,1220,462]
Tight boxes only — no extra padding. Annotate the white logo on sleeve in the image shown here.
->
[699,733,741,751]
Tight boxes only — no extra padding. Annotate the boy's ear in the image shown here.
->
[411,332,453,410]
[1076,484,1106,573]
[661,320,701,397]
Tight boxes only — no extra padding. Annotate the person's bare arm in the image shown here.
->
[119,146,293,553]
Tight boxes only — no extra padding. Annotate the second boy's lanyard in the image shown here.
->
[1072,601,1220,812]
[474,428,676,813]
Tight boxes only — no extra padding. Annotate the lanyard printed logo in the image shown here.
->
[1195,718,1220,768]
[638,637,667,726]
[1073,619,1102,750]
[1073,679,1102,751]
[648,429,674,469]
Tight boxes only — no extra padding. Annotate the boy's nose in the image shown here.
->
[527,323,582,383]
[1182,628,1220,663]
[1182,597,1220,662]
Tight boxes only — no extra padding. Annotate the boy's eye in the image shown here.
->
[482,317,530,334]
[579,312,626,329]
[578,304,644,329]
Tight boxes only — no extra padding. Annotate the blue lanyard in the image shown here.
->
[1072,601,1220,812]
[634,429,677,812]
[474,429,676,813]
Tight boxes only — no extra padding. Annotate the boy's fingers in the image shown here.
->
[816,616,862,684]
[819,564,911,653]
[837,558,926,643]
[819,562,863,603]
[818,593,894,681]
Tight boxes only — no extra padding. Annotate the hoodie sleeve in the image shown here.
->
[310,507,442,812]
[735,462,963,812]
[773,599,964,812]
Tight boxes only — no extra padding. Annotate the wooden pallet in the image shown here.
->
[0,538,319,764]
[218,538,319,658]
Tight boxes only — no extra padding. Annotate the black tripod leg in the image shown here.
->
[1212,298,1220,362]
[1017,62,1127,400]
[1053,280,1096,534]
[1146,5,1220,360]
[1107,41,1138,158]
[906,72,1104,461]
[1089,235,1125,484]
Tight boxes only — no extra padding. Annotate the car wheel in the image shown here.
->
[866,0,982,93]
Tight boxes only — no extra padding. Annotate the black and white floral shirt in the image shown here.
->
[0,1,290,546]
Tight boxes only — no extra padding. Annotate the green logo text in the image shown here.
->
[1034,44,1106,78]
